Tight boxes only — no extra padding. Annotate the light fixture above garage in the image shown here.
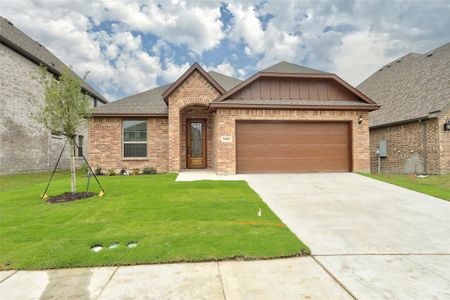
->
[358,115,363,124]
[444,120,450,131]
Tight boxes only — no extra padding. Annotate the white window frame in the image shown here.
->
[122,120,148,159]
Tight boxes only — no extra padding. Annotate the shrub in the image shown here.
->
[131,168,140,175]
[94,165,102,175]
[120,168,126,175]
[107,168,117,176]
[143,167,157,175]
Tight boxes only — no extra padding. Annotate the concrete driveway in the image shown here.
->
[178,171,450,299]
[1,172,449,299]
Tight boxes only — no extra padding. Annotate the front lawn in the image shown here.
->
[361,173,450,201]
[0,172,308,270]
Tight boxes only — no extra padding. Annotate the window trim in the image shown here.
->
[76,135,84,158]
[122,119,148,160]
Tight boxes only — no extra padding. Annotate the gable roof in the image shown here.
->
[0,16,107,103]
[261,61,329,74]
[358,42,450,128]
[93,71,242,116]
[161,63,226,103]
[214,61,377,107]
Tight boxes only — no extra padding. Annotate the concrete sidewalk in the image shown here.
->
[177,171,450,299]
[0,257,351,300]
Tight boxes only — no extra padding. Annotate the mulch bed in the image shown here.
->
[48,192,96,203]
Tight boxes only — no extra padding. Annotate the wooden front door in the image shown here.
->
[187,120,206,168]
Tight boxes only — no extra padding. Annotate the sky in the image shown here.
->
[1,0,450,101]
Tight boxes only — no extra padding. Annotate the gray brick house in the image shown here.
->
[358,42,450,174]
[0,17,108,175]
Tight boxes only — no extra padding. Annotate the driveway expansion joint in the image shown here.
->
[216,262,227,300]
[312,255,357,300]
[95,266,119,300]
[0,270,17,284]
[313,253,450,256]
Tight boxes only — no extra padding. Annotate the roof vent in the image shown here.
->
[6,19,13,26]
[396,59,401,63]
[38,43,43,47]
[379,68,383,71]
[386,64,391,67]
[426,51,433,57]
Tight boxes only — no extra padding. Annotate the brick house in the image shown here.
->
[90,62,378,174]
[358,42,450,174]
[0,17,108,174]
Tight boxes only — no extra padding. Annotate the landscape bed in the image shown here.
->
[0,171,308,270]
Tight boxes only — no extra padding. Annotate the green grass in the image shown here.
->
[361,173,450,201]
[0,171,308,270]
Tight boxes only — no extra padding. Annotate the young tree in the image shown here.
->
[34,67,92,194]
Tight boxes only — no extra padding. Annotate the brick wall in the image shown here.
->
[88,117,169,173]
[438,108,450,174]
[0,43,94,174]
[369,118,443,174]
[167,70,221,171]
[180,106,214,169]
[213,109,370,174]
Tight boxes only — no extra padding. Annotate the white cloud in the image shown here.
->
[159,60,190,83]
[331,31,398,85]
[207,61,236,77]
[1,0,449,98]
[95,0,224,54]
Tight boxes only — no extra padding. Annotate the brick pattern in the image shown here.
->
[213,109,370,174]
[369,118,445,174]
[88,117,169,173]
[438,109,450,174]
[168,70,221,171]
[0,43,95,174]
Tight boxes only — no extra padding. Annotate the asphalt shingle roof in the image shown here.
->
[0,16,107,103]
[94,71,242,115]
[358,42,450,127]
[261,61,329,74]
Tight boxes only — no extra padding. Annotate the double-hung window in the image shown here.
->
[123,120,147,158]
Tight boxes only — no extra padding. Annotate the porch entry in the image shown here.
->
[187,119,206,168]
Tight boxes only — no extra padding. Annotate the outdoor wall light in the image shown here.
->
[444,120,450,131]
[358,115,363,124]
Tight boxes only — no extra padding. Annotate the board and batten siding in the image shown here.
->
[231,77,359,101]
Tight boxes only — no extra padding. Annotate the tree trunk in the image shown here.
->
[70,138,76,194]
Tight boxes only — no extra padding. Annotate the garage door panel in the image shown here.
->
[236,121,351,173]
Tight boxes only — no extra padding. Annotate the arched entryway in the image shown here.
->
[180,105,213,169]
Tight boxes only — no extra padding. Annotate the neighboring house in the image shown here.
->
[358,42,450,175]
[90,61,378,174]
[0,17,108,175]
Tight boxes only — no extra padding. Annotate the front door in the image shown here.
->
[187,120,206,168]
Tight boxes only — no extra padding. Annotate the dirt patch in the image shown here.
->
[48,192,96,204]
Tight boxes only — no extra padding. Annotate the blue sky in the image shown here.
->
[1,1,450,101]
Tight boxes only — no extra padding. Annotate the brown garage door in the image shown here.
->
[236,121,351,173]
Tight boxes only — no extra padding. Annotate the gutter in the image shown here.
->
[0,36,108,104]
[92,112,168,117]
[369,111,441,129]
[209,102,380,112]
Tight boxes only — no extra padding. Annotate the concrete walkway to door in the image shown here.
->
[177,171,450,299]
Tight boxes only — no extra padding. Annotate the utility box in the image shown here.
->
[379,140,387,157]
